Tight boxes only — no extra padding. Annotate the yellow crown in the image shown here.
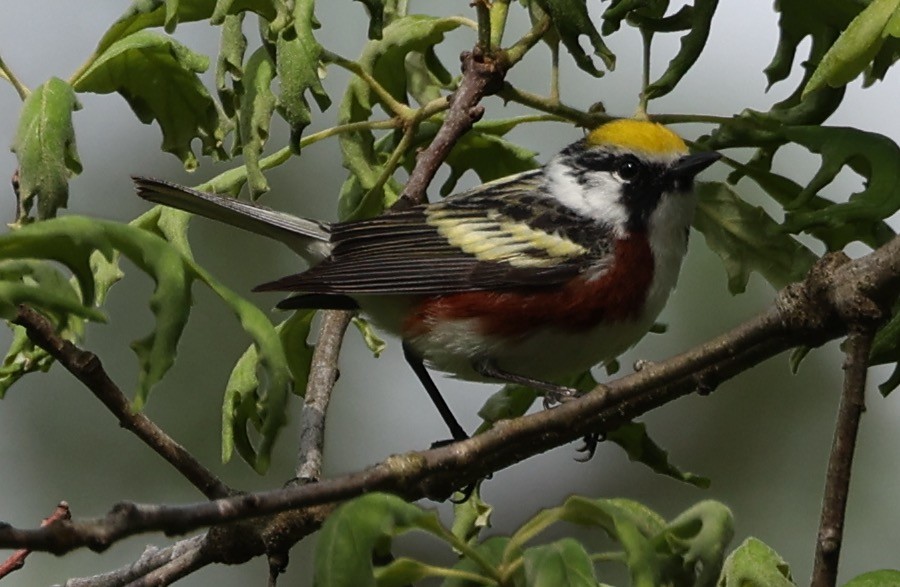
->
[587,119,687,156]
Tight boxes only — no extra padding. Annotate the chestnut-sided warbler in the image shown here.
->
[134,119,719,442]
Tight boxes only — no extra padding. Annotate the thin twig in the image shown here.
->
[12,306,232,500]
[63,535,206,587]
[0,502,69,579]
[811,326,877,587]
[2,236,897,556]
[296,310,353,482]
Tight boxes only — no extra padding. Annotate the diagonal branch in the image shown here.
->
[12,306,232,501]
[394,49,508,208]
[1,237,897,556]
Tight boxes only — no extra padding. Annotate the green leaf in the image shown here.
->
[0,324,55,398]
[605,422,710,488]
[73,31,226,169]
[442,537,513,587]
[436,124,538,196]
[275,0,332,153]
[452,486,493,546]
[871,299,900,396]
[643,0,719,100]
[237,46,277,197]
[314,493,440,587]
[803,0,900,97]
[0,215,290,465]
[532,0,615,76]
[94,0,275,53]
[375,558,443,587]
[693,182,818,293]
[222,310,312,471]
[779,126,900,238]
[662,500,734,587]
[843,570,900,587]
[522,539,599,587]
[600,0,667,35]
[337,15,461,220]
[354,0,387,39]
[379,119,539,197]
[723,155,896,251]
[216,12,248,121]
[764,0,862,90]
[352,316,386,357]
[476,384,538,431]
[0,250,123,397]
[11,78,82,221]
[718,538,795,587]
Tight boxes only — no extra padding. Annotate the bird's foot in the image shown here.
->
[574,431,605,462]
[541,385,581,409]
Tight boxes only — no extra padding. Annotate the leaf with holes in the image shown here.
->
[275,0,331,153]
[237,47,277,196]
[11,78,82,221]
[532,0,615,75]
[73,31,226,169]
[693,182,818,293]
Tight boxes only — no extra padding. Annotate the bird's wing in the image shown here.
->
[255,171,615,295]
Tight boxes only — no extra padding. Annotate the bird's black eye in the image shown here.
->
[616,157,641,181]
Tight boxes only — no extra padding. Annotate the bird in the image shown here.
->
[133,118,720,444]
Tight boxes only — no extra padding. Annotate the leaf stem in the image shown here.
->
[637,30,653,115]
[321,49,413,119]
[431,526,504,583]
[499,84,602,127]
[0,53,30,100]
[504,15,551,66]
[196,118,399,193]
[474,0,492,50]
[489,0,511,48]
[650,113,734,125]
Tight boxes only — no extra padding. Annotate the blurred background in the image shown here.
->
[0,1,898,585]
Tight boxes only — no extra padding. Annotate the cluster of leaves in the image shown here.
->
[689,0,900,392]
[313,491,900,587]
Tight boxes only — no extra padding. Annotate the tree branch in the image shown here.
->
[296,310,353,482]
[1,238,896,556]
[0,502,69,579]
[811,326,877,587]
[394,49,508,208]
[63,535,207,587]
[12,306,232,501]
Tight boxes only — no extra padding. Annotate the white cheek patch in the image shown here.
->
[544,158,628,237]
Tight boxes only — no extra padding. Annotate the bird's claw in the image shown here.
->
[541,386,581,409]
[574,431,604,462]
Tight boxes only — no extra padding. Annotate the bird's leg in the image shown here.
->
[472,357,580,409]
[402,342,469,443]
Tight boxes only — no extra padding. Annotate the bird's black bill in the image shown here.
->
[673,151,721,178]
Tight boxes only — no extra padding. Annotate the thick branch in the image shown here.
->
[12,306,232,501]
[811,326,876,587]
[1,236,897,555]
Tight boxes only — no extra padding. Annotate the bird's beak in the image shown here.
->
[673,151,721,178]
